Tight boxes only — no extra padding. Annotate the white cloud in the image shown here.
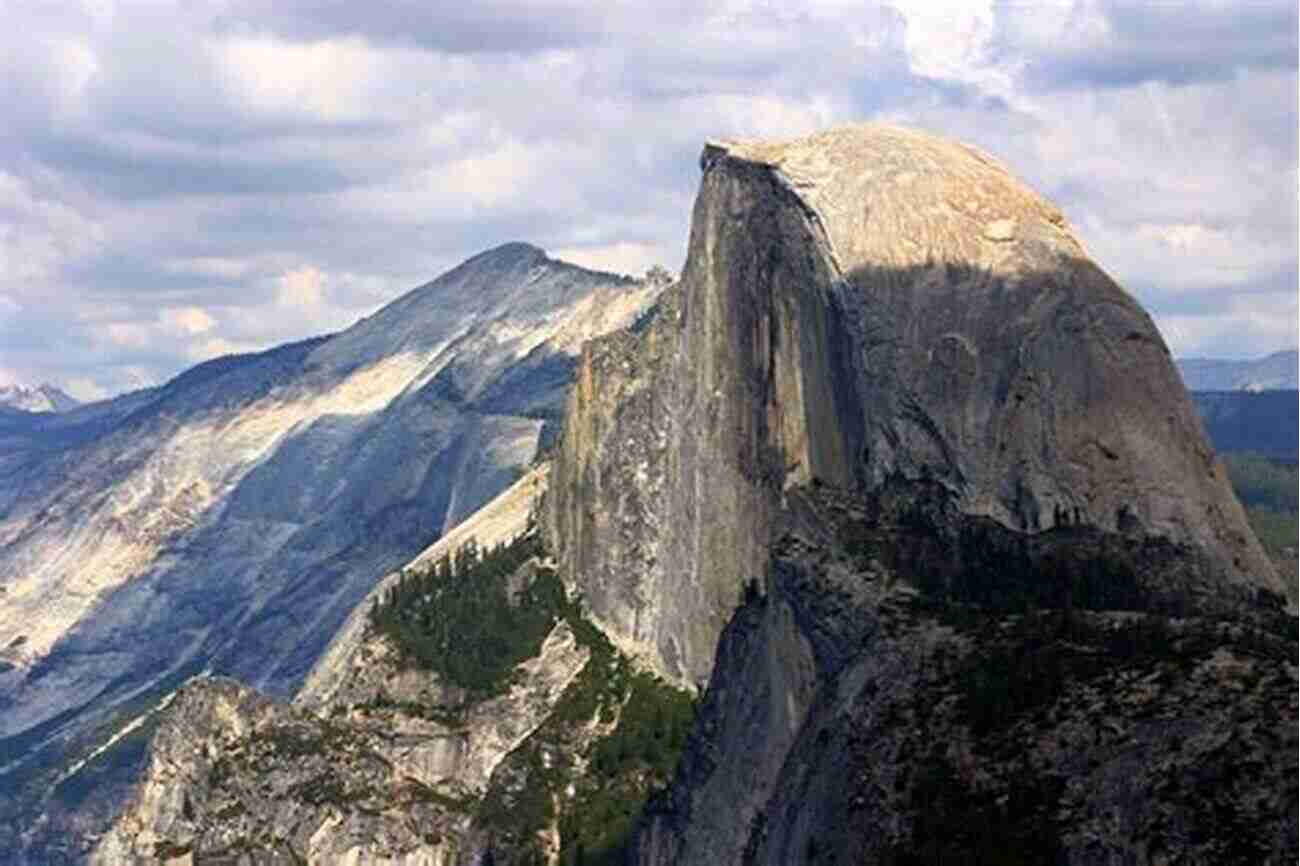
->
[997,0,1110,61]
[276,265,325,308]
[159,306,217,335]
[102,321,150,349]
[164,256,255,280]
[63,376,109,401]
[212,34,385,123]
[549,241,667,278]
[1156,290,1300,357]
[46,37,100,122]
[691,92,840,142]
[0,171,104,286]
[117,365,158,391]
[890,0,1012,98]
[437,140,547,210]
[0,1,1292,398]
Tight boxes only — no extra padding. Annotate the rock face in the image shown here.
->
[0,243,660,861]
[93,619,589,866]
[547,123,1281,689]
[298,466,551,715]
[93,470,553,865]
[630,484,1297,865]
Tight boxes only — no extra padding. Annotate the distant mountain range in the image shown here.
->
[1190,390,1298,461]
[1176,349,1297,391]
[1172,351,1299,460]
[0,384,81,414]
[3,349,1286,417]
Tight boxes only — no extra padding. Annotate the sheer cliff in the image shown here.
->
[561,124,1290,864]
[547,123,1282,690]
[0,243,660,862]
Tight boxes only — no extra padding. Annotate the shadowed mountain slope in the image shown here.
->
[1190,389,1298,460]
[0,242,660,859]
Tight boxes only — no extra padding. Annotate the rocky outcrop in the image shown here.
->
[95,472,696,865]
[94,617,591,865]
[298,466,550,714]
[91,465,552,865]
[547,123,1282,690]
[0,243,660,863]
[91,676,469,866]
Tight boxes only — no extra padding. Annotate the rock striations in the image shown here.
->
[548,123,1281,691]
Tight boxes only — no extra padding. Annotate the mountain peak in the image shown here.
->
[705,122,1083,277]
[487,239,546,257]
[463,240,549,268]
[0,382,81,413]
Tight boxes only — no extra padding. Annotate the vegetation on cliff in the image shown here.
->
[478,609,695,865]
[369,532,566,695]
[367,529,696,863]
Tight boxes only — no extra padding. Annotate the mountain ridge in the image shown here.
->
[0,242,661,862]
[1177,349,1298,391]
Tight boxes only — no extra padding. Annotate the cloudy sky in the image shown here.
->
[1,0,1295,400]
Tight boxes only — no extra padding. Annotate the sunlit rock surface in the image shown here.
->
[0,243,659,860]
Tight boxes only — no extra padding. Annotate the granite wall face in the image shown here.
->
[548,123,1280,693]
